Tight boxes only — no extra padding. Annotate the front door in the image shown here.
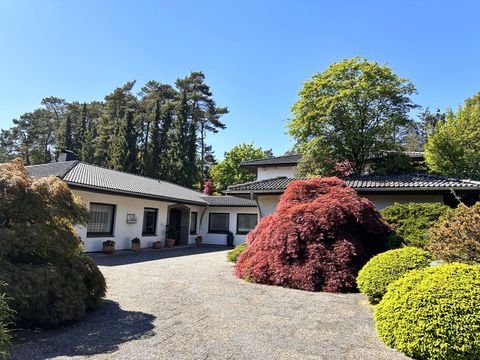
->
[168,208,182,241]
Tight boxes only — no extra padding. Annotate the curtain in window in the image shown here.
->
[209,213,229,232]
[237,214,258,233]
[190,212,197,234]
[88,204,114,234]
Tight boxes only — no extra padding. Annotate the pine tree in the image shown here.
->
[96,81,136,166]
[109,111,137,173]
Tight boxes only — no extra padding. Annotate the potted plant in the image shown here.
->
[131,237,141,251]
[195,235,203,246]
[152,240,163,249]
[226,231,234,247]
[102,240,115,254]
[166,226,177,248]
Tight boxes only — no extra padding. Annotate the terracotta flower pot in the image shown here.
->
[102,245,115,254]
[131,243,141,251]
[152,241,163,249]
[166,238,176,248]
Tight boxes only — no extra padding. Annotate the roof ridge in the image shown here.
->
[76,161,203,194]
[59,160,80,179]
[25,160,78,168]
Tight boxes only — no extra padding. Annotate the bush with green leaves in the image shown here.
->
[380,202,449,248]
[427,202,480,264]
[0,159,106,328]
[357,247,431,304]
[0,291,13,360]
[374,263,480,360]
[227,243,247,263]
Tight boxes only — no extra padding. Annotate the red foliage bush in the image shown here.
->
[235,177,390,292]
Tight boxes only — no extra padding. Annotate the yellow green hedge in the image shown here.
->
[374,263,480,360]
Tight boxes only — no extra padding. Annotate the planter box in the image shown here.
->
[102,245,115,254]
[152,241,163,249]
[166,239,176,248]
[131,243,141,252]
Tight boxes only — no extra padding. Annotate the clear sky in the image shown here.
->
[1,0,479,158]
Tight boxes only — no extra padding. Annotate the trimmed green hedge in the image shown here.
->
[380,202,449,248]
[227,243,247,263]
[0,292,12,359]
[374,263,480,360]
[357,247,432,304]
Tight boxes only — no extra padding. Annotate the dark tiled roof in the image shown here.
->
[26,160,79,178]
[25,161,260,207]
[201,196,257,207]
[241,154,302,167]
[27,162,207,205]
[226,174,480,193]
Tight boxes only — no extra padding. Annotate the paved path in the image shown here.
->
[10,247,409,360]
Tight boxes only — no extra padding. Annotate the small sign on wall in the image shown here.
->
[126,213,137,224]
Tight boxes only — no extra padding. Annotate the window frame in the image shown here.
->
[86,202,116,238]
[190,211,198,235]
[236,213,258,235]
[142,207,158,236]
[208,212,230,234]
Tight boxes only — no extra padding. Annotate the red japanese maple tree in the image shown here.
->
[235,177,390,292]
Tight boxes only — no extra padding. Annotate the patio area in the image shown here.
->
[9,247,409,360]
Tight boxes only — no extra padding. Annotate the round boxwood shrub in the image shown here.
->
[374,263,480,360]
[227,243,247,263]
[380,202,449,248]
[357,247,432,304]
[235,177,390,292]
[427,202,480,264]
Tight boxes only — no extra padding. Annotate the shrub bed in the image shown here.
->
[380,202,449,248]
[428,202,480,264]
[357,247,432,304]
[374,263,480,360]
[0,160,106,328]
[0,291,12,359]
[227,243,247,263]
[235,177,390,292]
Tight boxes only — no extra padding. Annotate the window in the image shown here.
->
[142,208,158,235]
[237,214,258,234]
[208,213,230,233]
[87,203,115,237]
[190,212,197,235]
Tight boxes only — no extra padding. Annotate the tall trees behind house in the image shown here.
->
[0,72,228,188]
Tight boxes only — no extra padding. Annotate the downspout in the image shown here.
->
[199,205,209,232]
[250,191,262,218]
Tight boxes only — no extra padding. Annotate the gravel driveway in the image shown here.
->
[10,246,409,360]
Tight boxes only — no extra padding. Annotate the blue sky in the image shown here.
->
[1,1,479,158]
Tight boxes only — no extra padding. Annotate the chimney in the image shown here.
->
[58,150,77,162]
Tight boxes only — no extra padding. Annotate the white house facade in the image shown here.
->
[227,154,480,216]
[26,157,259,252]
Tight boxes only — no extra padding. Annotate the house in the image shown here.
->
[225,154,480,216]
[26,153,258,252]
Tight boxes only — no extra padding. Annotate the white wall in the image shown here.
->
[257,194,281,217]
[256,192,445,216]
[364,194,444,210]
[72,189,259,251]
[257,166,295,180]
[196,207,259,246]
[74,189,179,252]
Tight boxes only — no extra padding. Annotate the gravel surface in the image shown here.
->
[10,246,410,360]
